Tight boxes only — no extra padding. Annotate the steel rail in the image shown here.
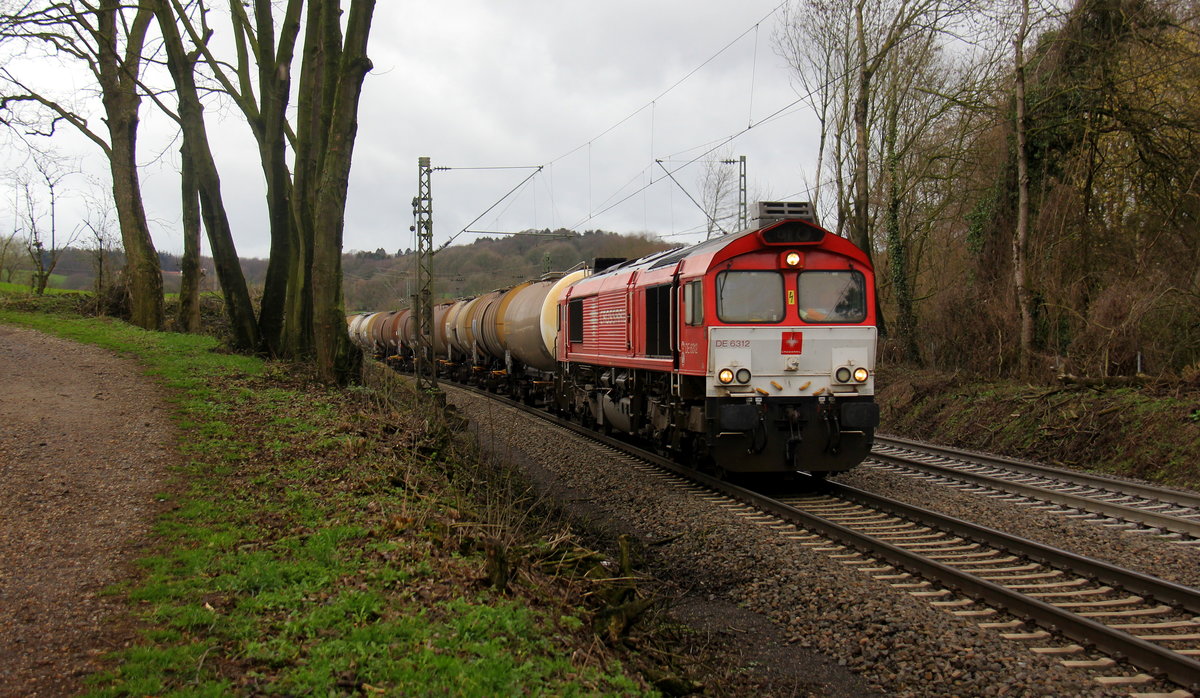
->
[868,450,1200,539]
[442,383,1200,689]
[876,435,1200,511]
[821,481,1200,614]
[752,483,1200,690]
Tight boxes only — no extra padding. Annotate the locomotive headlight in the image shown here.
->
[735,368,752,384]
[783,250,802,267]
[853,367,870,383]
[835,367,852,383]
[718,368,735,384]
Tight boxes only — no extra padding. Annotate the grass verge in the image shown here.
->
[0,308,662,696]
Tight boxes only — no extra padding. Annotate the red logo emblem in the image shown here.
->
[781,331,803,354]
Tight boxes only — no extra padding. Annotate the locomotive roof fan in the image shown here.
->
[750,201,819,229]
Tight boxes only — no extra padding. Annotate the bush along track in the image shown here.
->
[0,310,689,696]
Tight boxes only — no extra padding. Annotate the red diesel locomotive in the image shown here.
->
[555,201,878,476]
[353,201,880,477]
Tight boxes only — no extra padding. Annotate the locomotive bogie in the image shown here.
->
[706,395,876,474]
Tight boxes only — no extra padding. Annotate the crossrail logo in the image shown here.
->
[781,331,803,354]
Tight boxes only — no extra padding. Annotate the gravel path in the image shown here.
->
[0,326,174,697]
[445,385,1175,697]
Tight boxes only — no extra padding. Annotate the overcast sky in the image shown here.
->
[4,0,825,259]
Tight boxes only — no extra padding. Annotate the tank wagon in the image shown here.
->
[352,201,879,477]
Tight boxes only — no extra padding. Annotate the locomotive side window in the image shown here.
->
[716,271,784,323]
[797,270,866,323]
[568,298,585,343]
[683,280,703,326]
[645,284,672,356]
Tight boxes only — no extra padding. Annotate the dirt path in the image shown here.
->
[0,325,175,697]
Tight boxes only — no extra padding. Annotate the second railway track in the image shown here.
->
[871,435,1200,542]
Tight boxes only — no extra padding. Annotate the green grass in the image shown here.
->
[0,279,85,295]
[0,308,650,696]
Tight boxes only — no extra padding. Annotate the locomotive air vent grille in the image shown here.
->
[750,201,818,230]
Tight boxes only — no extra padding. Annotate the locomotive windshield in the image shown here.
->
[797,270,867,323]
[716,271,784,323]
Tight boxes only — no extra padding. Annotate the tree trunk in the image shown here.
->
[253,0,304,357]
[98,0,162,330]
[177,145,202,333]
[283,0,335,360]
[852,4,871,255]
[884,107,921,365]
[311,0,375,384]
[154,0,260,350]
[1013,0,1035,376]
[853,2,887,337]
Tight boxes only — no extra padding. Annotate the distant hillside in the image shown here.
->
[4,229,676,313]
[343,229,674,312]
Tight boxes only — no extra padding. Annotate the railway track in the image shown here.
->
[443,382,1200,694]
[774,483,1200,693]
[871,435,1200,542]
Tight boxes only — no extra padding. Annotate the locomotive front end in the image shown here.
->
[707,323,878,475]
[693,206,880,476]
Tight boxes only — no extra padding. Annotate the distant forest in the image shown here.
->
[0,228,672,312]
[342,229,671,312]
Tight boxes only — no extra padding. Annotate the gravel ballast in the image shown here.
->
[443,385,1179,697]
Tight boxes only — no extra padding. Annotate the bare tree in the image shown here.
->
[81,194,118,299]
[1012,0,1034,376]
[150,0,260,351]
[18,152,80,294]
[0,229,24,283]
[776,0,855,226]
[778,0,985,351]
[699,151,738,238]
[176,145,201,333]
[0,0,164,326]
[152,0,376,378]
[159,0,303,354]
